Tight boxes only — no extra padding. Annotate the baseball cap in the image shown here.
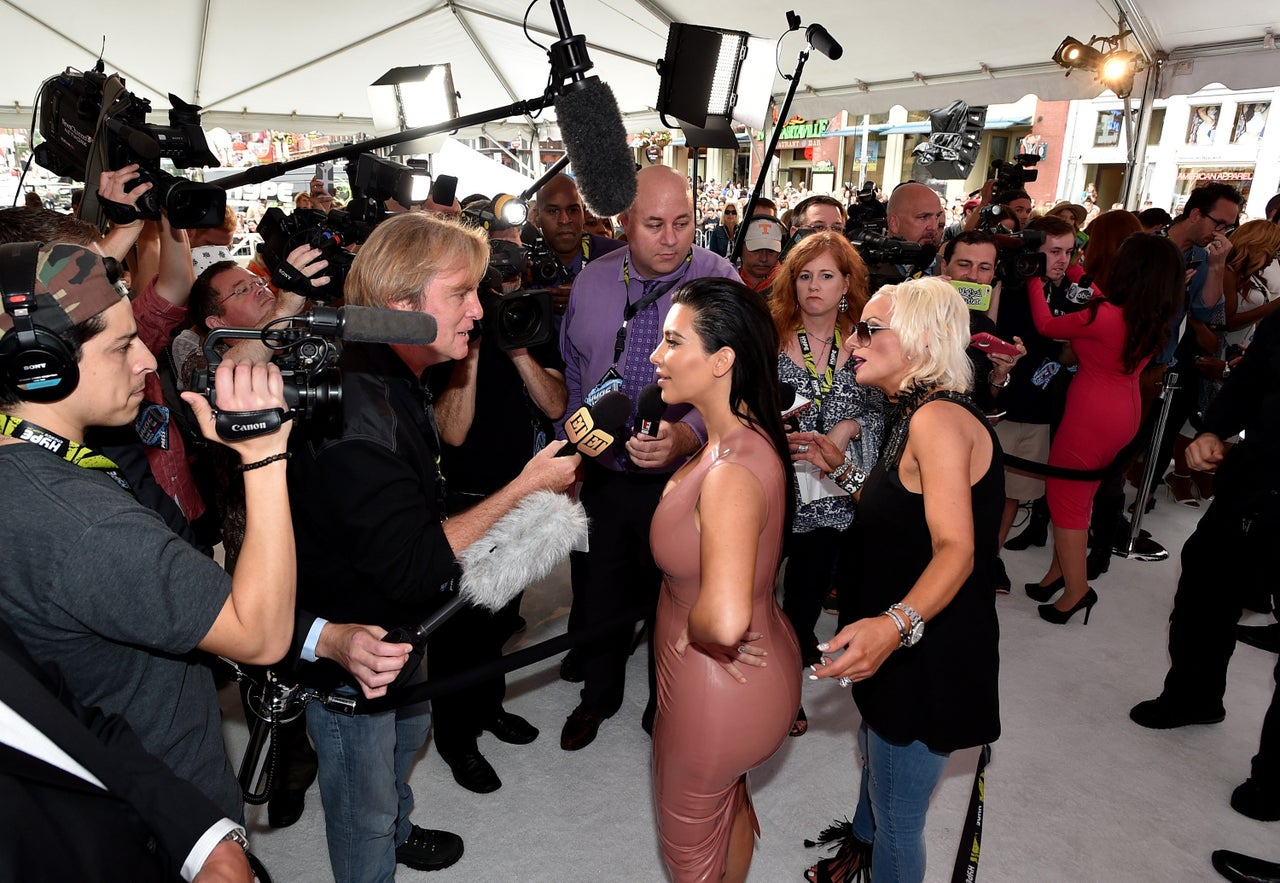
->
[0,242,124,334]
[743,217,783,253]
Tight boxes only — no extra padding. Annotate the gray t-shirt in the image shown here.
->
[0,443,240,818]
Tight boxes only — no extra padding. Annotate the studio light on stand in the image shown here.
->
[368,64,460,156]
[1050,22,1147,99]
[655,24,775,150]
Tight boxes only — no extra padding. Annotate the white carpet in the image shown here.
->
[223,489,1277,882]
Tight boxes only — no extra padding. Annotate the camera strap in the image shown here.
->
[213,407,292,442]
[0,414,135,497]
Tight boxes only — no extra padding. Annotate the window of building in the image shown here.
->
[1186,105,1220,145]
[1232,102,1269,144]
[1095,110,1124,147]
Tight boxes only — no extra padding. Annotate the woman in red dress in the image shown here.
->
[1026,234,1184,622]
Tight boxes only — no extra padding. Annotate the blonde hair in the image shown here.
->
[1228,220,1280,279]
[876,277,972,393]
[346,213,489,310]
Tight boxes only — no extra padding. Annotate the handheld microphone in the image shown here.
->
[634,383,667,437]
[547,0,637,217]
[383,489,589,689]
[804,23,844,60]
[557,391,632,457]
[299,304,438,345]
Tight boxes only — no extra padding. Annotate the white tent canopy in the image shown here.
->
[1,1,1277,142]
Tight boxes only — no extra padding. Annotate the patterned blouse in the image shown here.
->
[778,352,887,533]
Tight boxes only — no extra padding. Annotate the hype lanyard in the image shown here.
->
[0,414,135,497]
[610,252,694,368]
[795,323,842,431]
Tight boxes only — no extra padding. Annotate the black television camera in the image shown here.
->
[990,154,1040,192]
[990,229,1047,284]
[477,240,555,350]
[33,63,225,228]
[256,207,371,304]
[840,183,938,289]
[188,308,347,437]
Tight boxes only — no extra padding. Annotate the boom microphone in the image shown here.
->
[383,489,589,689]
[804,23,844,61]
[297,304,438,345]
[634,383,667,437]
[547,0,637,216]
[557,391,632,457]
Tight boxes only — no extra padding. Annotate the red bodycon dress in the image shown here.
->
[1029,279,1149,529]
[650,426,801,882]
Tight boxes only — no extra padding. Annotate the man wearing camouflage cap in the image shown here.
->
[0,242,296,824]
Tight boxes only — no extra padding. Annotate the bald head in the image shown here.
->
[887,183,944,247]
[622,165,696,279]
[535,173,585,261]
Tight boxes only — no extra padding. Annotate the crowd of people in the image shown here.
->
[1,152,1278,883]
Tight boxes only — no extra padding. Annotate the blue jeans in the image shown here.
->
[852,722,950,883]
[306,688,432,883]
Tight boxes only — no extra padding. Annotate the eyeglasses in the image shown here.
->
[724,209,737,215]
[799,224,840,234]
[853,321,891,348]
[1202,211,1236,233]
[216,276,270,306]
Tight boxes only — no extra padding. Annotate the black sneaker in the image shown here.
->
[992,558,1011,594]
[395,825,464,872]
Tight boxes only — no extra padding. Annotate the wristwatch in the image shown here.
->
[888,603,925,647]
[220,828,250,853]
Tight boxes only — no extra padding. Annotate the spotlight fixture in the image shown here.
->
[491,193,528,227]
[1053,37,1104,72]
[1050,28,1146,99]
[351,154,433,208]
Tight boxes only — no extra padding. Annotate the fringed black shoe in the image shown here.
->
[803,818,871,883]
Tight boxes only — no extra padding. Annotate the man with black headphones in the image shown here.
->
[0,242,295,827]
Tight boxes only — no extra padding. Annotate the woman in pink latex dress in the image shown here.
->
[648,277,801,882]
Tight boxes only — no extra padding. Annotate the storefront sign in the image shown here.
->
[760,119,830,141]
[1176,167,1254,183]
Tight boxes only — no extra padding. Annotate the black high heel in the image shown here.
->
[1038,588,1098,625]
[804,818,871,883]
[1024,576,1065,603]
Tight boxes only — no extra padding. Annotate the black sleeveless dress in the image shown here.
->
[848,390,1003,753]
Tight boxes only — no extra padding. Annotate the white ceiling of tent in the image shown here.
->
[0,0,1277,140]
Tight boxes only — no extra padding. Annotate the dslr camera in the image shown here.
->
[255,207,373,304]
[33,63,225,228]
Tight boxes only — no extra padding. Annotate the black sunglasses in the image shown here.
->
[853,321,891,348]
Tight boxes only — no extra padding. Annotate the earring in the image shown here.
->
[838,295,849,314]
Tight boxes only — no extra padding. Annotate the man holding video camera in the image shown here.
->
[287,212,579,881]
[0,242,296,825]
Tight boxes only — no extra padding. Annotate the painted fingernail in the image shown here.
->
[808,674,818,680]
[817,642,829,651]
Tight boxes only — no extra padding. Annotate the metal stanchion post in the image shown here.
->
[1115,370,1179,561]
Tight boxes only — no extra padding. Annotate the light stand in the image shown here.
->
[1113,371,1178,562]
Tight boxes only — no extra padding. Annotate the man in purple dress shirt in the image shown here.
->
[557,164,740,751]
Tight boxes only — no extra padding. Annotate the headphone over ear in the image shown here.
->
[0,242,80,403]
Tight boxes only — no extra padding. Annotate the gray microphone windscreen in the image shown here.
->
[555,78,637,217]
[337,305,438,345]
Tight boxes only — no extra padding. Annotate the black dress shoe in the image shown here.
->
[1238,623,1280,653]
[559,652,585,683]
[561,706,606,751]
[442,750,501,794]
[267,787,306,829]
[484,710,539,745]
[395,825,464,872]
[1231,778,1280,822]
[1129,696,1226,729]
[1212,849,1280,882]
[1004,521,1048,550]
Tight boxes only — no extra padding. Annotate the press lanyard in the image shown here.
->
[0,414,135,497]
[796,323,842,431]
[611,253,694,367]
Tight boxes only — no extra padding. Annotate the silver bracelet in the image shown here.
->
[835,464,869,495]
[989,371,1012,388]
[881,609,908,643]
